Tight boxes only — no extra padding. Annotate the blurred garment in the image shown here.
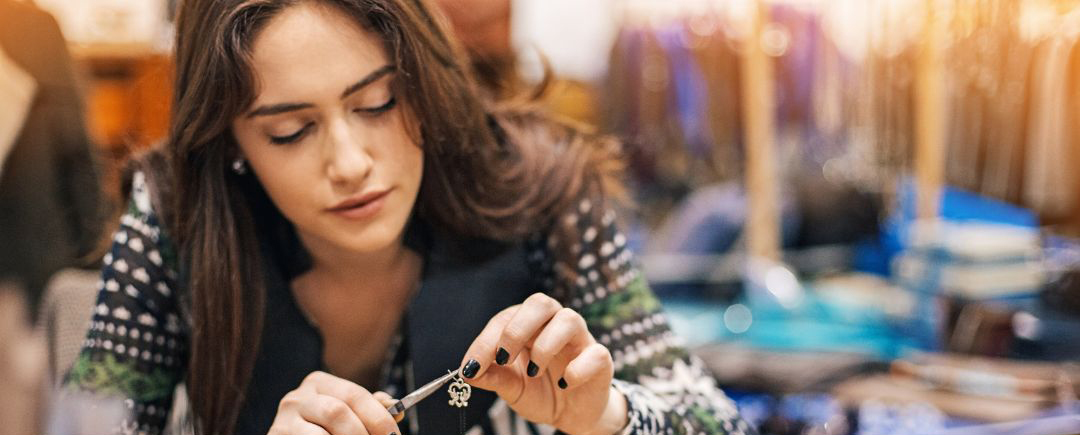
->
[602,2,1080,231]
[0,0,104,317]
[0,285,47,435]
[0,44,36,173]
[1024,33,1079,219]
[36,268,100,382]
[648,183,801,257]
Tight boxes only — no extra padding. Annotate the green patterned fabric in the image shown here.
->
[66,353,178,402]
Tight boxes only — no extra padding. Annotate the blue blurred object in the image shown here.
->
[646,183,801,299]
[857,400,946,435]
[731,393,853,435]
[651,183,802,256]
[731,391,1079,435]
[855,180,1039,277]
[732,393,777,429]
[780,393,846,428]
[921,415,1080,435]
[854,180,1043,351]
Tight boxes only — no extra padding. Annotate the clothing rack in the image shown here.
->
[602,0,1080,242]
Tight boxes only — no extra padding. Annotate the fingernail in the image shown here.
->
[462,359,481,378]
[496,347,510,365]
[390,433,398,435]
[527,361,539,377]
[558,377,568,389]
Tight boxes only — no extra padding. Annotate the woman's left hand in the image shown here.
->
[459,293,627,435]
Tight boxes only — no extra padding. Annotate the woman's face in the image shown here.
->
[232,2,423,257]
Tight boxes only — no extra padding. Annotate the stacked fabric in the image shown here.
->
[893,221,1044,300]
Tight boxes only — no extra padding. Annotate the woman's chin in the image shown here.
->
[328,228,404,256]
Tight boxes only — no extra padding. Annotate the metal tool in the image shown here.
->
[385,369,460,418]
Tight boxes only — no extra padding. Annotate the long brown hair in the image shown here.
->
[169,0,621,433]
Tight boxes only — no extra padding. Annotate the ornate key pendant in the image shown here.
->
[447,371,471,408]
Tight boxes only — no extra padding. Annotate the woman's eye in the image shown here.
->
[354,96,397,115]
[269,123,312,145]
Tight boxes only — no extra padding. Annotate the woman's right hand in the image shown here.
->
[268,371,401,435]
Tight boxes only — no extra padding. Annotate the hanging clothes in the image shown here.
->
[1069,22,1080,228]
[944,3,988,193]
[693,17,743,182]
[980,2,1033,204]
[1024,32,1079,219]
[601,0,1080,238]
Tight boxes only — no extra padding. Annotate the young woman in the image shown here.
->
[63,1,754,435]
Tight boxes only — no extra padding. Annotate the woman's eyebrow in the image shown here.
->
[340,64,395,99]
[246,102,314,118]
[246,64,396,118]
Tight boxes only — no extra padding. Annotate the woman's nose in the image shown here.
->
[324,117,373,185]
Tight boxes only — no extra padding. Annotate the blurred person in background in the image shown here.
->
[60,0,754,435]
[0,0,106,318]
[430,0,519,98]
[0,281,47,435]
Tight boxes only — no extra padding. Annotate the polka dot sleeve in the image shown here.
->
[527,197,756,435]
[63,171,186,435]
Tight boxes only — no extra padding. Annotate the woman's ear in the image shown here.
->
[230,147,249,175]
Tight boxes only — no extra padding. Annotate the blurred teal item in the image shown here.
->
[660,272,918,360]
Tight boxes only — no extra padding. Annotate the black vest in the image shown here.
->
[233,214,538,435]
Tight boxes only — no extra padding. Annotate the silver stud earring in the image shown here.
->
[447,371,471,408]
[231,158,247,175]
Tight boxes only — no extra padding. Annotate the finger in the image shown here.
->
[371,392,404,423]
[351,391,401,435]
[269,420,332,435]
[372,391,394,405]
[299,371,341,393]
[310,374,399,435]
[299,394,368,435]
[497,293,563,367]
[464,354,526,403]
[528,307,591,379]
[561,343,614,391]
[278,389,313,413]
[543,346,576,388]
[460,305,519,381]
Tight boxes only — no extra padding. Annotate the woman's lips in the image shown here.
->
[327,189,391,220]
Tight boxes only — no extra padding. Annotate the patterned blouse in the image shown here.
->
[64,172,754,435]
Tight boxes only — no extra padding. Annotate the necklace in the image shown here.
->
[448,371,471,435]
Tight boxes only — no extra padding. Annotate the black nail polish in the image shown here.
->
[462,359,481,378]
[558,377,568,389]
[496,347,510,365]
[390,432,398,435]
[527,361,539,377]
